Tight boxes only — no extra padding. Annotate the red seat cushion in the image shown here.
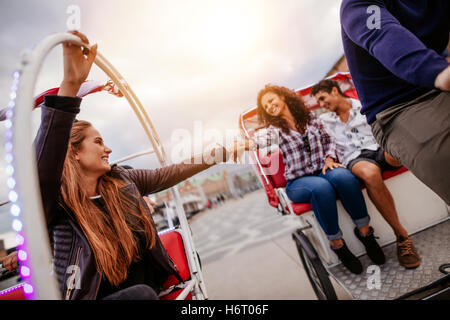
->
[0,285,26,300]
[261,151,287,188]
[159,230,190,289]
[288,203,313,216]
[160,289,192,300]
[382,166,408,180]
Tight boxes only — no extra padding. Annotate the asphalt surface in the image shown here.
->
[190,189,304,265]
[189,189,351,300]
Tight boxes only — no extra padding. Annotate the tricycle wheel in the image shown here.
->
[292,229,337,300]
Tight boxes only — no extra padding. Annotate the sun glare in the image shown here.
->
[195,7,260,57]
[148,2,265,63]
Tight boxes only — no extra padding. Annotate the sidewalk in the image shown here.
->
[200,233,317,300]
[189,190,351,300]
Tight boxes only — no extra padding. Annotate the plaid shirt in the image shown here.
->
[257,118,337,181]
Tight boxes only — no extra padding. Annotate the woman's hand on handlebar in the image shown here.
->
[58,30,98,97]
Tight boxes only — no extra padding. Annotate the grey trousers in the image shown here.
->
[371,89,450,205]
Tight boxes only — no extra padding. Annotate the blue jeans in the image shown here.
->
[286,167,370,241]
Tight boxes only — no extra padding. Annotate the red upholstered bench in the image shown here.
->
[160,289,192,300]
[381,166,408,179]
[261,151,408,216]
[290,203,313,215]
[0,284,26,300]
[159,229,192,300]
[0,230,193,301]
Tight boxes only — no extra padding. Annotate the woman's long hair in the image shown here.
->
[257,84,312,134]
[60,120,156,286]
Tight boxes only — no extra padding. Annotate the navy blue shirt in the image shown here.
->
[340,0,450,124]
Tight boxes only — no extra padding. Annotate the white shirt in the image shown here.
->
[319,98,378,166]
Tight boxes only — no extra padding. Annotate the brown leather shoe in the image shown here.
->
[397,236,421,269]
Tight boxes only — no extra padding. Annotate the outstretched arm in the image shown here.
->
[34,31,97,227]
[124,141,254,195]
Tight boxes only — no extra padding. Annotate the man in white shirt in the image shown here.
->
[312,79,420,269]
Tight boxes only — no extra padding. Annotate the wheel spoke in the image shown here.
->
[301,247,327,300]
[305,255,326,298]
[294,232,337,300]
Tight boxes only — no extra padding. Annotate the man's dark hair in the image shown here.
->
[311,79,346,97]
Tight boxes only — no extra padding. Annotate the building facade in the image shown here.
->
[153,168,261,205]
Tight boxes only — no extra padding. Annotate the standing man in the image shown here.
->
[340,0,450,205]
[312,79,420,268]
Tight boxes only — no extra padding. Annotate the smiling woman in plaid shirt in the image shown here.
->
[256,84,385,274]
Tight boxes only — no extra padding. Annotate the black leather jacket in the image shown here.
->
[35,95,215,300]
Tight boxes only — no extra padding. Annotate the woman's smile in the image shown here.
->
[75,126,112,175]
[261,92,286,117]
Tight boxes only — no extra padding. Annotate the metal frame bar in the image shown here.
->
[157,279,196,300]
[293,71,352,92]
[239,112,270,186]
[109,149,155,166]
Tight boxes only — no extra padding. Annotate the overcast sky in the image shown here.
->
[0,0,344,232]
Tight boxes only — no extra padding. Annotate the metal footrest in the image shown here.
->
[328,219,450,300]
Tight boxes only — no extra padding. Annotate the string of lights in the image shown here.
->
[4,69,34,298]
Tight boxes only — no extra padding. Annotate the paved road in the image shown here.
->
[190,189,303,265]
[188,189,351,300]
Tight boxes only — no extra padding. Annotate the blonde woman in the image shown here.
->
[35,31,249,300]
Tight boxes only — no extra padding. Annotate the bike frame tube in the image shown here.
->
[170,188,207,299]
[11,33,80,300]
[110,148,155,166]
[239,112,270,186]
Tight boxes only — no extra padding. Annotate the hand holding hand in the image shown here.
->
[58,30,98,97]
[143,196,157,215]
[322,157,345,175]
[226,139,255,163]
